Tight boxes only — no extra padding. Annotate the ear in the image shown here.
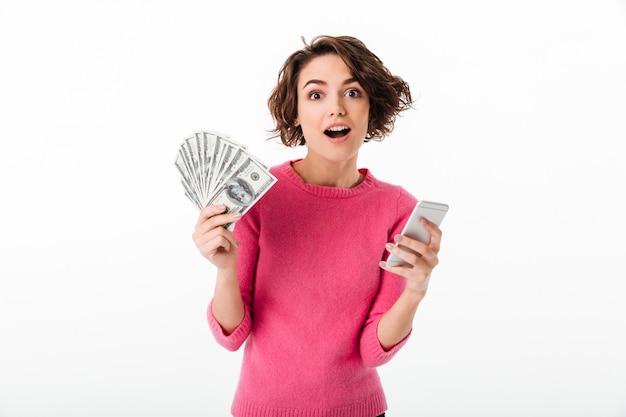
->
[293,117,299,127]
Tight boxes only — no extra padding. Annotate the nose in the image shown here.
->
[328,95,346,117]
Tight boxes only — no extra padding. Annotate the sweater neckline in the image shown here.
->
[279,160,374,198]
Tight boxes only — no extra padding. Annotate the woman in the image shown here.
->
[192,35,443,417]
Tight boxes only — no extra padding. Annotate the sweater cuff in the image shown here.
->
[207,300,252,352]
[360,318,411,367]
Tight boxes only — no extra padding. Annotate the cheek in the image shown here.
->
[295,106,320,130]
[352,101,370,120]
[297,122,316,142]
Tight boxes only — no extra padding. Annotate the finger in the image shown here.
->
[195,204,226,227]
[385,240,439,270]
[379,259,425,281]
[392,235,428,258]
[380,252,435,294]
[416,247,439,269]
[203,234,235,258]
[195,209,242,234]
[419,217,443,253]
[198,229,239,257]
[384,242,423,269]
[379,260,401,274]
[193,219,240,251]
[380,259,431,291]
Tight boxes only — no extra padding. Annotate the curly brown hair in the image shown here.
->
[267,35,414,147]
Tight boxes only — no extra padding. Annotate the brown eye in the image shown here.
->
[345,88,362,98]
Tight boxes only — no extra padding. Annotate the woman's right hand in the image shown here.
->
[192,204,242,270]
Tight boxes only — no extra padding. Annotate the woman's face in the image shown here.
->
[295,54,370,166]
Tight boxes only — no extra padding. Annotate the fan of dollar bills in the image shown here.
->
[174,130,277,228]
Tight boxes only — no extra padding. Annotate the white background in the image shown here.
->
[1,1,625,416]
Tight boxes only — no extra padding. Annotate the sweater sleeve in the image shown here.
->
[206,203,261,351]
[207,300,252,351]
[359,188,417,367]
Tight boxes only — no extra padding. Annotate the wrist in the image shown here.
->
[403,282,427,302]
[216,266,238,284]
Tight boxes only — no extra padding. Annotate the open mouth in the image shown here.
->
[324,126,351,139]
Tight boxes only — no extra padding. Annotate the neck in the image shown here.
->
[292,157,363,188]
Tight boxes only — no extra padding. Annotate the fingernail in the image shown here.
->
[216,204,226,211]
[394,235,403,243]
[379,261,386,268]
[385,243,394,251]
[232,212,242,219]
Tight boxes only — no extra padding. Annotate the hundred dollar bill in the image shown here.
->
[175,130,277,223]
[207,133,228,197]
[207,155,277,230]
[194,131,212,203]
[212,141,247,196]
[175,142,203,208]
[176,165,204,209]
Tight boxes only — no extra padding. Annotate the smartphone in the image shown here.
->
[386,200,449,267]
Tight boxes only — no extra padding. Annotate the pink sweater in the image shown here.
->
[208,160,417,417]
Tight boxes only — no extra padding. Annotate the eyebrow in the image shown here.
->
[302,77,358,89]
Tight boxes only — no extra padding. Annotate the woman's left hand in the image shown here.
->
[379,217,443,294]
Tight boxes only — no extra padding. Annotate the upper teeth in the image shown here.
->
[327,126,348,131]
